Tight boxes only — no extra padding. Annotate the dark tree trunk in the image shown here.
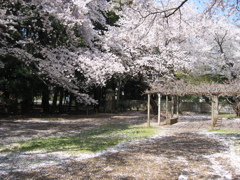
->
[21,95,33,114]
[235,102,240,117]
[42,85,50,113]
[67,93,73,112]
[75,97,79,112]
[51,87,59,113]
[58,87,64,113]
[150,97,158,115]
[1,93,8,114]
[226,98,240,117]
[94,87,102,112]
[172,96,178,115]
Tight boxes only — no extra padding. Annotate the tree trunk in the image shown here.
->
[21,95,33,114]
[235,102,240,117]
[58,87,64,113]
[150,97,158,115]
[172,95,178,115]
[67,93,73,112]
[211,95,219,129]
[21,99,30,114]
[1,95,8,114]
[94,87,102,113]
[116,80,123,111]
[75,98,79,112]
[226,98,240,117]
[42,85,50,113]
[51,87,59,113]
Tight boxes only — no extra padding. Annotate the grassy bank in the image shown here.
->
[1,124,157,153]
[218,113,239,119]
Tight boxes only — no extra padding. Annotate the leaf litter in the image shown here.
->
[0,111,240,179]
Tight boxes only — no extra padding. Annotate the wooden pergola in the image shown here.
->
[145,80,240,129]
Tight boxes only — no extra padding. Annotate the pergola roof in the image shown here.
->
[145,79,240,129]
[146,79,240,97]
[145,90,240,96]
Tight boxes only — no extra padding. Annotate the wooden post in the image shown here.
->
[211,95,219,129]
[211,96,214,129]
[214,96,219,127]
[166,95,168,119]
[147,94,150,127]
[158,93,161,126]
[176,96,179,118]
[171,96,174,118]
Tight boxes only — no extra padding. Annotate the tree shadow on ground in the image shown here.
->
[0,111,147,146]
[3,132,235,180]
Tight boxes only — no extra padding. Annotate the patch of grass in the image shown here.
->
[1,124,157,153]
[209,130,240,134]
[218,113,239,119]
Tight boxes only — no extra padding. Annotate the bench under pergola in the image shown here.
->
[145,80,240,129]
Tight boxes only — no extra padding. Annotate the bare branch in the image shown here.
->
[139,0,189,19]
[214,30,228,54]
[164,0,189,18]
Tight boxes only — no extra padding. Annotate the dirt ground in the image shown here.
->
[0,111,240,180]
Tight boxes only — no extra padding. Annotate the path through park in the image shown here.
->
[0,111,240,179]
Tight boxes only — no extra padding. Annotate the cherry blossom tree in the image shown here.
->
[1,0,239,113]
[190,17,240,81]
[0,0,126,107]
[187,16,240,116]
[104,0,203,84]
[104,0,239,115]
[109,0,240,83]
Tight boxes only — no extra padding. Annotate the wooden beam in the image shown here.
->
[145,90,240,96]
[158,93,161,126]
[147,94,150,127]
